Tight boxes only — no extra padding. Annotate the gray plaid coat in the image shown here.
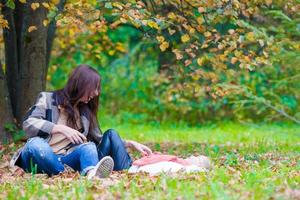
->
[10,91,103,167]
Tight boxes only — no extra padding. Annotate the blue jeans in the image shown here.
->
[19,137,99,176]
[97,129,132,171]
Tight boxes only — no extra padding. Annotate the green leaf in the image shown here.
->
[6,0,15,9]
[265,10,292,22]
[104,2,113,9]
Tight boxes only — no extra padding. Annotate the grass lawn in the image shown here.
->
[0,122,299,199]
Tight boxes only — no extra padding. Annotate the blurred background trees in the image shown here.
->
[0,0,299,142]
[49,0,300,124]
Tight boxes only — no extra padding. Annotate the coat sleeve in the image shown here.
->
[22,92,56,139]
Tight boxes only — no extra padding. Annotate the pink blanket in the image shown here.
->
[133,153,191,166]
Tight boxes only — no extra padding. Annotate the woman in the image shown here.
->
[10,64,152,178]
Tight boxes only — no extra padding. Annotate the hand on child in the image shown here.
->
[127,140,152,156]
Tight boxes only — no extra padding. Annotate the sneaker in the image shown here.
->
[87,156,114,179]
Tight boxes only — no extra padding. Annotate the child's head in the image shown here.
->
[186,155,211,169]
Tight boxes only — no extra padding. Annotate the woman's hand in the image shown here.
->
[126,140,152,156]
[52,124,87,144]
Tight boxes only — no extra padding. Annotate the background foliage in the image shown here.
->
[44,0,300,125]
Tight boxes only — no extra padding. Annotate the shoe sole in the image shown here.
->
[95,156,114,178]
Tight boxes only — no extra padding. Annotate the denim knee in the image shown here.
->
[105,129,120,139]
[105,129,125,147]
[23,137,51,159]
[78,142,98,154]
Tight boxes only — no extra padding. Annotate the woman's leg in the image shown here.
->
[60,142,99,175]
[19,137,64,176]
[97,129,132,171]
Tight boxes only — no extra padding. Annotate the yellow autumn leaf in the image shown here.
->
[69,29,75,37]
[234,50,242,57]
[115,43,126,52]
[181,34,190,43]
[31,3,40,11]
[137,1,146,8]
[51,0,59,4]
[43,20,48,27]
[258,39,264,47]
[28,26,37,32]
[201,43,209,49]
[217,44,224,50]
[265,0,272,6]
[197,58,203,66]
[0,15,9,28]
[228,29,235,35]
[120,18,127,23]
[172,49,183,60]
[77,10,83,16]
[196,17,203,25]
[231,57,238,64]
[244,56,251,62]
[156,36,165,43]
[204,31,212,37]
[86,43,93,49]
[19,0,26,3]
[108,50,115,56]
[263,51,269,58]
[245,32,255,42]
[147,21,159,29]
[160,41,169,52]
[167,12,176,19]
[42,2,50,9]
[168,28,176,35]
[189,28,196,34]
[110,20,122,29]
[196,25,205,33]
[191,74,200,81]
[112,2,123,10]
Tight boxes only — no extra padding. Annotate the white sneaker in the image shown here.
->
[87,156,114,179]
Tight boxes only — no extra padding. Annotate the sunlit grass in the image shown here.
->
[1,121,299,199]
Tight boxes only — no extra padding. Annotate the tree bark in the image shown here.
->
[16,0,49,123]
[2,4,19,118]
[3,0,50,124]
[0,62,13,143]
[1,1,63,143]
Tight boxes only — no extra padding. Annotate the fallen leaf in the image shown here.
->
[28,26,37,32]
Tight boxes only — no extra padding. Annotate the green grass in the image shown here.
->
[0,122,299,199]
[103,121,299,144]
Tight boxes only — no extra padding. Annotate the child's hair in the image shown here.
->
[187,155,211,169]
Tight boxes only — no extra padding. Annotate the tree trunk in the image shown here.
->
[2,4,19,119]
[1,1,63,143]
[3,0,50,124]
[0,62,13,143]
[16,0,49,123]
[158,50,174,73]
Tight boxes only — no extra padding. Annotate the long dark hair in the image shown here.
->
[55,64,101,131]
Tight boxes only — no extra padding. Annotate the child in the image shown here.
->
[128,153,211,175]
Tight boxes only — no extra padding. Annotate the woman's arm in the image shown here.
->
[124,140,152,156]
[52,124,86,144]
[23,92,86,144]
[22,92,56,138]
